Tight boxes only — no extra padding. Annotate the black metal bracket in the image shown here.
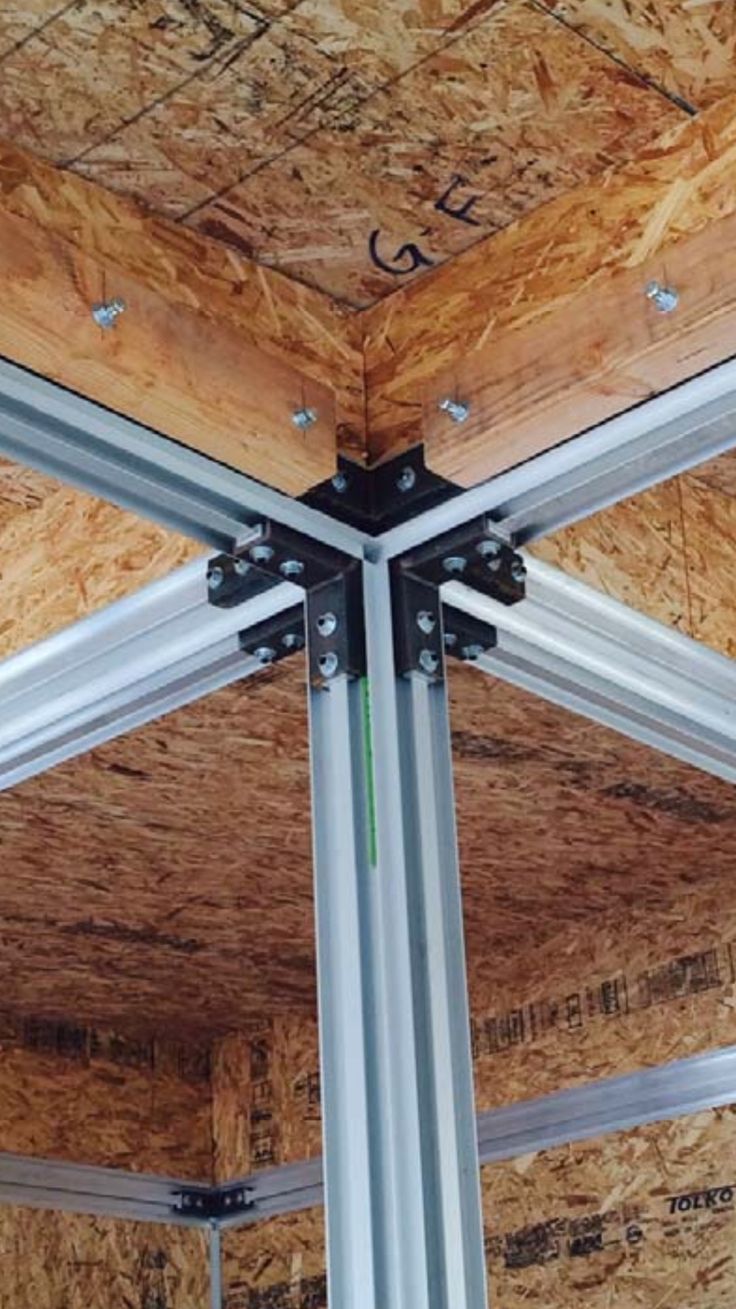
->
[207,522,365,688]
[174,1184,254,1222]
[239,604,305,668]
[391,516,526,679]
[301,446,461,536]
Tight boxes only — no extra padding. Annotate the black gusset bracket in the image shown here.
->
[391,516,525,679]
[174,1184,254,1221]
[443,605,497,663]
[207,522,365,688]
[239,605,305,668]
[301,446,461,536]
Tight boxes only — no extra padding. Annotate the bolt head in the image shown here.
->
[233,558,251,577]
[442,555,467,575]
[207,566,224,591]
[292,406,318,431]
[418,648,440,676]
[510,558,527,584]
[319,651,340,679]
[461,642,485,661]
[316,611,338,638]
[254,646,276,664]
[91,297,126,329]
[250,543,275,565]
[280,558,305,579]
[443,631,458,649]
[396,465,417,493]
[477,538,502,559]
[645,280,679,314]
[416,609,436,635]
[282,632,303,651]
[438,397,470,424]
[331,471,349,494]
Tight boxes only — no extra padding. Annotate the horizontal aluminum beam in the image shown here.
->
[0,357,367,559]
[446,555,736,785]
[0,1152,208,1226]
[379,354,736,559]
[0,559,302,789]
[4,1043,734,1229]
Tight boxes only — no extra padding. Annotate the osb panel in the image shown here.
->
[221,1108,736,1309]
[0,472,202,659]
[539,0,736,109]
[191,0,681,305]
[0,1014,211,1179]
[530,459,736,660]
[0,1207,207,1309]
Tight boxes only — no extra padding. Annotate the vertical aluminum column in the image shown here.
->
[308,559,487,1309]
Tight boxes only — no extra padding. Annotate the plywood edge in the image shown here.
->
[0,143,366,492]
[361,91,736,485]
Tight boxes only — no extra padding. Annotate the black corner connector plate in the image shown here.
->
[301,446,461,535]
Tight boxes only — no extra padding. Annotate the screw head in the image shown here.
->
[292,406,318,431]
[316,612,338,637]
[280,558,304,579]
[438,397,470,424]
[416,609,436,635]
[461,642,485,661]
[250,543,275,565]
[331,471,349,494]
[510,558,527,584]
[396,465,417,493]
[254,646,276,664]
[91,297,126,329]
[645,280,679,314]
[477,538,502,558]
[418,648,440,676]
[319,651,339,679]
[282,632,303,651]
[442,555,467,575]
[443,631,458,649]
[207,566,224,591]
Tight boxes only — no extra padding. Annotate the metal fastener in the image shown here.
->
[476,539,502,559]
[396,465,417,493]
[207,566,224,591]
[316,612,338,638]
[461,643,484,661]
[280,559,305,579]
[292,407,318,430]
[282,632,303,651]
[92,297,126,329]
[319,651,339,679]
[418,648,440,676]
[510,558,527,584]
[331,471,349,494]
[254,646,276,664]
[442,555,467,575]
[416,610,436,635]
[438,397,470,424]
[645,280,679,314]
[250,543,275,565]
[233,558,251,577]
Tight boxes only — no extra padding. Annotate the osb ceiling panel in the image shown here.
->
[0,457,202,659]
[1,659,735,1042]
[2,0,728,304]
[530,449,736,661]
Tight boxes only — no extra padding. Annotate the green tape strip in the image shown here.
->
[360,676,378,867]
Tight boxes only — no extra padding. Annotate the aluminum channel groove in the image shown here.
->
[0,1152,207,1226]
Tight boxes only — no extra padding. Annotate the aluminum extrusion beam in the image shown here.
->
[445,556,736,784]
[308,560,487,1309]
[0,1152,208,1226]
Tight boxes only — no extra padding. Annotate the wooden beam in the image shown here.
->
[362,93,736,487]
[0,144,365,496]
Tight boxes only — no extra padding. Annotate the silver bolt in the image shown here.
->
[418,648,440,676]
[293,406,318,431]
[444,631,458,649]
[477,538,502,559]
[442,555,467,575]
[438,397,470,424]
[416,609,436,635]
[282,632,303,651]
[319,651,339,679]
[396,465,417,493]
[233,558,251,577]
[317,612,338,638]
[461,643,485,661]
[254,646,276,664]
[207,566,224,591]
[645,280,679,314]
[280,558,304,579]
[331,471,349,493]
[92,297,126,329]
[250,543,275,565]
[511,558,527,584]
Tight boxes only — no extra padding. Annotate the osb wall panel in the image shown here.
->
[222,1107,736,1309]
[538,0,736,109]
[0,0,692,305]
[530,453,736,660]
[0,1207,207,1309]
[0,460,202,659]
[192,0,681,305]
[0,1014,211,1179]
